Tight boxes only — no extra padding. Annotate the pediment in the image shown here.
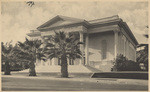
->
[37,15,84,29]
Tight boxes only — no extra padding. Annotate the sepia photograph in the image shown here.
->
[1,0,149,91]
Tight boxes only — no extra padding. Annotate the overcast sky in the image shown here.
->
[1,1,148,44]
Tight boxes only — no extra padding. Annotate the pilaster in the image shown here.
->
[113,29,119,59]
[79,32,84,65]
[85,33,89,65]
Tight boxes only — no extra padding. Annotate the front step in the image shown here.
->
[84,65,102,73]
[19,65,92,73]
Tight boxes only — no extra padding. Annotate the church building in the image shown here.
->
[27,15,138,72]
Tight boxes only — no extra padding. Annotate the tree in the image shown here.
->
[136,25,148,71]
[43,31,83,78]
[2,42,29,72]
[137,44,148,71]
[11,44,30,71]
[18,38,45,76]
[1,42,14,75]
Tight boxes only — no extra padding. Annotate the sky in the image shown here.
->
[1,1,148,44]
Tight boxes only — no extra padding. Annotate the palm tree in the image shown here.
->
[43,31,83,78]
[12,44,31,70]
[18,38,45,76]
[1,42,14,75]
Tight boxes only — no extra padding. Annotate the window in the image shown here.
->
[58,58,61,65]
[69,58,74,65]
[101,40,107,60]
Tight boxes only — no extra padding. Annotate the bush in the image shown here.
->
[136,45,148,71]
[112,54,141,71]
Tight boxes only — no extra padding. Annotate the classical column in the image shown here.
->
[48,59,51,65]
[51,58,55,65]
[114,30,119,59]
[85,34,89,65]
[134,47,136,62]
[123,36,126,56]
[40,36,45,66]
[41,60,44,66]
[47,59,50,66]
[35,59,40,66]
[79,32,84,65]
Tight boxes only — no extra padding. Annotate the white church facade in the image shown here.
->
[27,15,138,72]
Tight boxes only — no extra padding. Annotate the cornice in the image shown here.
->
[118,22,139,45]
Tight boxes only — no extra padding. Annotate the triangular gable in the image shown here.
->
[37,15,84,29]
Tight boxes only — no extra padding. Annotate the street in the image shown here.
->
[2,76,148,91]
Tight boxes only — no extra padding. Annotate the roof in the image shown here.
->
[88,15,121,24]
[37,15,120,30]
[37,15,86,29]
[29,15,139,45]
[118,22,139,45]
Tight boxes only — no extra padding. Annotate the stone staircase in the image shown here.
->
[84,65,102,73]
[19,65,92,73]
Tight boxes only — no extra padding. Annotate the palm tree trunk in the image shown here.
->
[29,61,36,76]
[69,57,71,65]
[61,55,68,78]
[4,60,11,75]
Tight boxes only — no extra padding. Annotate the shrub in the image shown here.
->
[112,54,141,71]
[136,45,148,71]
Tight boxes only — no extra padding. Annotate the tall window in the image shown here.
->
[101,40,107,60]
[69,58,74,65]
[58,58,61,65]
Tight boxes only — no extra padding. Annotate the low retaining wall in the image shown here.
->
[91,71,148,80]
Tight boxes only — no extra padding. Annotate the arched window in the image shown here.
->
[101,40,107,60]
